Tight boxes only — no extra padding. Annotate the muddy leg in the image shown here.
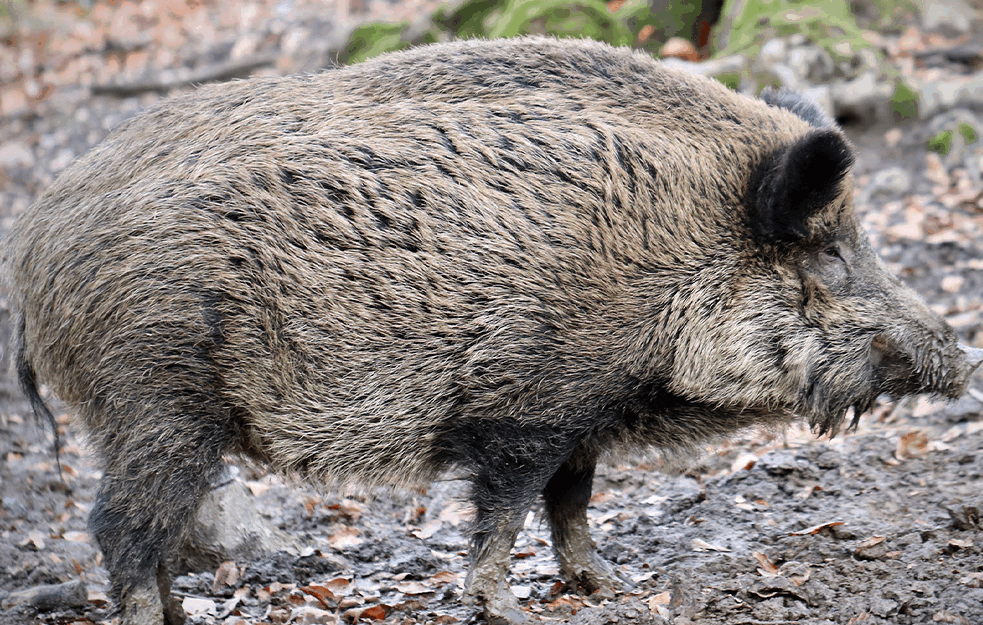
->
[543,452,625,595]
[463,510,530,625]
[89,403,232,625]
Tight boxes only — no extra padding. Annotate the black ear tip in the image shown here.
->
[798,129,855,177]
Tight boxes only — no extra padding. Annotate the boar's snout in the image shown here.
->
[869,331,982,401]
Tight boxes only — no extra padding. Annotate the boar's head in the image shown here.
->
[653,93,981,438]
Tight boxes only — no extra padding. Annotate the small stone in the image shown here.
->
[182,596,216,617]
[0,142,33,169]
[659,38,699,62]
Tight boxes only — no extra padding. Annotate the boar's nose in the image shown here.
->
[960,344,983,373]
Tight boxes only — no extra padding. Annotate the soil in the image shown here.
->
[0,3,981,625]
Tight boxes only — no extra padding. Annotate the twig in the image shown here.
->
[91,52,278,97]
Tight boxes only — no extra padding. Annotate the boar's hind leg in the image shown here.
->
[88,401,233,625]
[543,452,625,595]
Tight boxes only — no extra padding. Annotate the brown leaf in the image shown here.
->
[213,561,240,591]
[896,430,930,459]
[395,581,432,595]
[789,521,844,536]
[647,591,671,606]
[328,526,363,549]
[429,571,459,586]
[300,585,337,609]
[358,604,391,620]
[752,551,779,576]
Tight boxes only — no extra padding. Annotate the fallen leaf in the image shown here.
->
[752,551,779,576]
[789,521,844,536]
[359,604,391,620]
[691,538,730,552]
[212,560,239,591]
[411,519,442,539]
[856,536,886,550]
[511,585,532,599]
[647,591,671,607]
[300,585,337,609]
[896,430,930,459]
[328,526,363,549]
[395,581,432,595]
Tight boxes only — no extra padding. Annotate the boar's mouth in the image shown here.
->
[800,368,878,438]
[802,335,983,437]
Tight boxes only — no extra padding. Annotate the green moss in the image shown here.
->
[341,22,411,65]
[716,0,870,59]
[714,72,742,90]
[957,122,978,143]
[890,81,918,119]
[928,130,953,156]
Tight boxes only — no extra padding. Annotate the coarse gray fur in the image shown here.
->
[4,37,980,625]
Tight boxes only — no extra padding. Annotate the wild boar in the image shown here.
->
[4,37,981,625]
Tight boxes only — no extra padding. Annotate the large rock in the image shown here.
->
[176,465,299,573]
[1,579,88,612]
[917,0,980,35]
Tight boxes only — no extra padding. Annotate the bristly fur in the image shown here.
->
[3,37,972,624]
[761,86,835,129]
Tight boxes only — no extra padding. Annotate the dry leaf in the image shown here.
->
[647,591,671,607]
[752,551,779,575]
[411,519,442,539]
[328,526,363,549]
[358,604,391,620]
[856,536,886,550]
[691,538,730,552]
[789,521,844,536]
[213,560,239,591]
[395,581,432,595]
[429,571,459,586]
[896,430,930,459]
[300,585,337,609]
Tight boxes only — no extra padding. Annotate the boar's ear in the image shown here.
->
[748,129,854,244]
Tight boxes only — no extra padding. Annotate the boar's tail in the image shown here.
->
[15,316,62,479]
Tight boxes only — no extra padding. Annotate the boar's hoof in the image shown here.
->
[162,594,185,625]
[463,579,531,625]
[560,553,632,597]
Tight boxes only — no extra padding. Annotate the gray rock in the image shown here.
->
[917,0,980,35]
[918,75,983,118]
[829,71,894,121]
[1,579,88,612]
[926,109,981,165]
[176,465,299,572]
[864,167,912,203]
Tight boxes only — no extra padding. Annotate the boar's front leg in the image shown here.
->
[543,451,625,594]
[458,423,577,624]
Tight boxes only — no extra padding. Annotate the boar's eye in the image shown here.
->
[823,245,844,262]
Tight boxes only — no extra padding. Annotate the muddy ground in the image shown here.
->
[1,3,982,625]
